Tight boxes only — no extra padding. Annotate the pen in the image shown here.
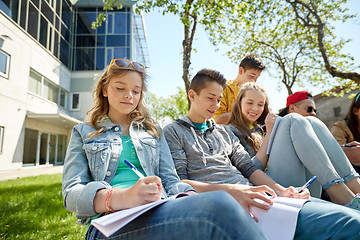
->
[342,144,357,148]
[124,160,146,178]
[254,124,265,131]
[298,176,317,193]
[124,160,167,198]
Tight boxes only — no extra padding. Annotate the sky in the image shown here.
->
[142,0,360,112]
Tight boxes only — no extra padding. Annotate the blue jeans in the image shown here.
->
[295,198,360,240]
[86,191,267,240]
[267,113,359,197]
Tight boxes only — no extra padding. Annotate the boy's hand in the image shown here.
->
[227,185,276,222]
[278,186,311,199]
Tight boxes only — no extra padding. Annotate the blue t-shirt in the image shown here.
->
[192,122,209,132]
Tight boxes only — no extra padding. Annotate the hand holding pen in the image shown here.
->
[124,160,167,199]
[298,176,317,194]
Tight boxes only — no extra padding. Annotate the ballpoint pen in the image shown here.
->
[254,124,265,131]
[298,176,317,193]
[342,144,357,148]
[124,160,167,198]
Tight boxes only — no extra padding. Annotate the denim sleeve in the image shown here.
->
[62,125,110,218]
[228,130,261,179]
[158,129,195,195]
[163,125,189,180]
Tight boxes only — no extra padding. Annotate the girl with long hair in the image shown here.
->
[332,91,360,172]
[227,82,360,210]
[62,59,267,240]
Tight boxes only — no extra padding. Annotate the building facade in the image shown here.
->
[314,89,359,129]
[0,0,149,170]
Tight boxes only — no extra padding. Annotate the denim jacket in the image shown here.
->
[62,116,194,224]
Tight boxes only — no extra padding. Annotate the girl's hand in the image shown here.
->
[264,113,277,133]
[277,186,311,200]
[113,176,163,210]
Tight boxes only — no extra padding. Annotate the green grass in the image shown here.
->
[0,174,86,239]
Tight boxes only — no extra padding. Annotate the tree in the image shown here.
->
[136,0,240,106]
[206,0,359,95]
[145,87,188,126]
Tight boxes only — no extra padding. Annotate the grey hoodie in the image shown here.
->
[164,116,263,185]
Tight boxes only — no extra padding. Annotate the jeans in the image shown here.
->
[295,198,360,240]
[266,113,359,197]
[86,191,267,240]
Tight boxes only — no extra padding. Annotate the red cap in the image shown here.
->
[286,91,310,107]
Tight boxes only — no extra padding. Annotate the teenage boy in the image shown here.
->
[214,54,266,124]
[164,69,360,239]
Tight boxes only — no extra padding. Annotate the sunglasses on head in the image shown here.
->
[306,106,317,114]
[110,59,145,73]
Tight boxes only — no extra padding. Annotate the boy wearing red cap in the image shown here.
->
[279,91,317,117]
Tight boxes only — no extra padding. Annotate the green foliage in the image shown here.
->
[0,174,86,239]
[145,87,188,126]
[91,0,124,29]
[204,0,358,94]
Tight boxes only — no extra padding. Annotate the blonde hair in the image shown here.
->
[227,82,270,151]
[86,64,160,138]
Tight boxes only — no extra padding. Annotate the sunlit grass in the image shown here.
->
[0,174,86,239]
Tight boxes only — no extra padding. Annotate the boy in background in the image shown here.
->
[214,54,266,124]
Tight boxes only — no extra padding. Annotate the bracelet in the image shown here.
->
[105,187,115,213]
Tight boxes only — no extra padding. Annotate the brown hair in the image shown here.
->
[228,82,270,151]
[239,54,266,72]
[86,64,160,138]
[189,69,227,94]
[345,92,360,141]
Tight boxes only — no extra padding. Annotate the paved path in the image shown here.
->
[0,165,63,181]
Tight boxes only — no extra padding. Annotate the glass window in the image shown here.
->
[55,16,59,30]
[107,14,113,34]
[60,88,67,108]
[114,47,125,59]
[41,0,53,24]
[31,0,39,8]
[43,78,59,103]
[28,2,39,39]
[106,48,112,65]
[0,49,10,78]
[0,0,19,21]
[53,31,59,57]
[0,126,4,154]
[75,48,94,70]
[76,35,96,47]
[23,128,38,166]
[39,15,48,47]
[20,0,27,29]
[28,69,42,95]
[61,0,71,27]
[96,48,105,70]
[60,38,70,68]
[72,93,80,110]
[77,12,96,35]
[96,35,105,47]
[55,0,60,16]
[61,23,70,42]
[114,13,126,34]
[106,35,125,47]
[56,134,67,164]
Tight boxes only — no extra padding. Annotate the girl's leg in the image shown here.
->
[295,198,360,240]
[86,191,266,240]
[306,116,360,194]
[267,113,354,203]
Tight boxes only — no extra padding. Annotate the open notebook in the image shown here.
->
[250,197,308,240]
[91,193,187,237]
[92,193,307,239]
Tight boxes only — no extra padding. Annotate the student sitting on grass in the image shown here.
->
[164,68,360,240]
[62,60,267,240]
[226,82,360,209]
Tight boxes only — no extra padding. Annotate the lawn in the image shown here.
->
[0,173,86,239]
